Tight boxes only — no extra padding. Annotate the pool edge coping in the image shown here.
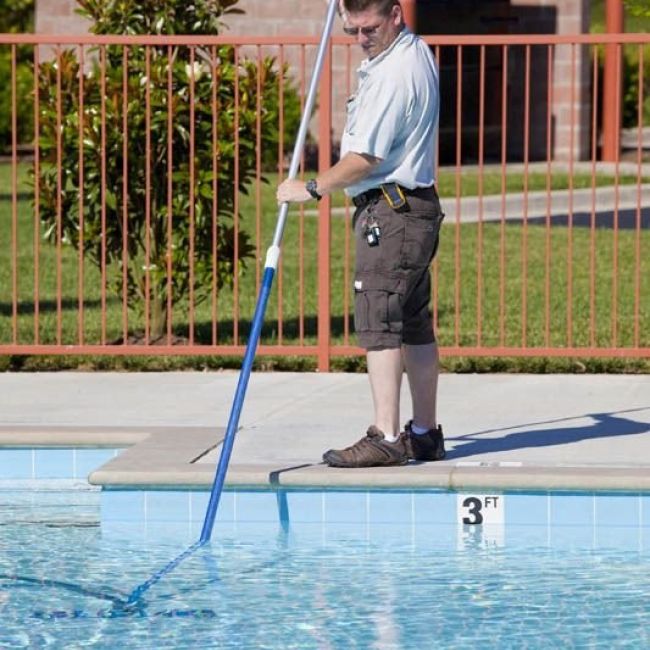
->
[3,426,650,492]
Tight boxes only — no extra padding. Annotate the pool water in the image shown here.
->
[1,487,649,649]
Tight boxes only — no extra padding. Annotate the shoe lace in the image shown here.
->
[343,430,379,452]
[337,428,387,461]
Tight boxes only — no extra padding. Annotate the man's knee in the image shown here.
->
[402,319,436,345]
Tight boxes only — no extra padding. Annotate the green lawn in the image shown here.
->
[1,163,648,366]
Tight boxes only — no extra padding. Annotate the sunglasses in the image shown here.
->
[343,23,383,37]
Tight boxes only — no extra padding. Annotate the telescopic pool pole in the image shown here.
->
[200,0,340,543]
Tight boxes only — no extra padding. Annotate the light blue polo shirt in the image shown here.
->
[340,27,439,198]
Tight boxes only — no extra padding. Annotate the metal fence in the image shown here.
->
[0,33,648,369]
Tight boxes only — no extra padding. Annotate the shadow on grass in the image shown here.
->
[192,303,453,344]
[446,408,650,459]
[0,297,116,317]
[193,314,356,344]
[0,192,31,201]
[516,207,650,230]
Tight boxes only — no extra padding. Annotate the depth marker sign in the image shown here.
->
[457,494,505,549]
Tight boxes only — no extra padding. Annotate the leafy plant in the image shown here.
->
[0,0,35,149]
[36,0,299,339]
[623,2,650,128]
[621,44,650,128]
[591,1,650,129]
[625,0,650,18]
[0,51,34,148]
[594,42,650,130]
[0,0,33,32]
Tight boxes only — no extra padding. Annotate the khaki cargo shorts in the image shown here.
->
[353,186,444,350]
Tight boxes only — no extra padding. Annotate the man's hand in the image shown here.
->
[276,179,312,204]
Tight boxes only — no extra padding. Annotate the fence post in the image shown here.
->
[602,0,624,161]
[401,0,417,32]
[317,41,332,372]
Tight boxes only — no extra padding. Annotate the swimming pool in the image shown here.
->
[2,476,650,649]
[0,480,650,648]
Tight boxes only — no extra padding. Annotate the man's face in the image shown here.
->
[344,4,402,60]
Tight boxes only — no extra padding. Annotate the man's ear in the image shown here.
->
[391,3,403,27]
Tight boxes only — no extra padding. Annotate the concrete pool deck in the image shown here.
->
[0,371,649,491]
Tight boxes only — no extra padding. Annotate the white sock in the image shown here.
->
[410,423,431,435]
[383,433,399,443]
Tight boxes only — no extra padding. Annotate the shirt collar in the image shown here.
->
[358,26,411,76]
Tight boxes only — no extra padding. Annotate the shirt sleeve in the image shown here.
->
[345,76,410,161]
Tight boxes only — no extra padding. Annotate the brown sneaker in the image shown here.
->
[402,420,446,461]
[323,426,409,468]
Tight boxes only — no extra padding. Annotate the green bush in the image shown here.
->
[592,1,650,128]
[621,44,650,128]
[0,0,35,150]
[625,0,650,19]
[623,0,650,127]
[0,50,33,149]
[35,0,300,339]
[594,44,650,130]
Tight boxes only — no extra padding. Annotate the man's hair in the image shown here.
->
[343,0,400,16]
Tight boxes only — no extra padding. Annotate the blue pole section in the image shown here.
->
[200,265,276,542]
[200,0,339,543]
[124,540,206,608]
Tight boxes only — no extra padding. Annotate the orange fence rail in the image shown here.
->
[0,33,648,369]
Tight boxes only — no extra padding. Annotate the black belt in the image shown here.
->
[352,183,435,209]
[352,187,384,208]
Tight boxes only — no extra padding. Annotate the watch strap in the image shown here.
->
[305,179,322,201]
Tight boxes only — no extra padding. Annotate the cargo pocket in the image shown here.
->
[385,291,402,333]
[353,274,405,337]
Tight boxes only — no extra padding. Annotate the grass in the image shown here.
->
[0,162,649,372]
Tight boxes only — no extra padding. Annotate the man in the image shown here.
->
[276,0,445,467]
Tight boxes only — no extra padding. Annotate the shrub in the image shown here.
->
[592,1,650,129]
[621,45,650,128]
[625,0,650,18]
[36,0,300,339]
[594,43,650,130]
[0,0,34,150]
[0,50,34,149]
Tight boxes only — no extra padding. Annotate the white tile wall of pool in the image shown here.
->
[100,489,650,552]
[0,448,123,480]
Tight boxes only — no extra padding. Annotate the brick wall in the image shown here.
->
[35,0,90,35]
[34,0,592,162]
[223,1,363,157]
[516,0,592,160]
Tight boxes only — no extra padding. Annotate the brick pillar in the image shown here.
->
[552,0,592,161]
[36,0,90,34]
[513,0,591,162]
[226,0,362,153]
[35,0,91,60]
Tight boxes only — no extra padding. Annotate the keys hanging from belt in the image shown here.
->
[364,216,381,247]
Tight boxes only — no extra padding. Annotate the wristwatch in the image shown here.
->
[305,179,322,201]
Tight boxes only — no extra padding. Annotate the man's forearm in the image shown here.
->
[314,152,380,196]
[276,151,380,204]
